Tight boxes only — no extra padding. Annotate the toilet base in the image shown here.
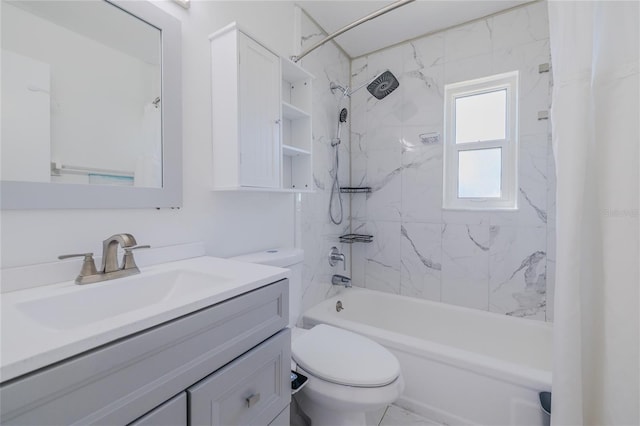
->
[293,368,404,426]
[294,391,367,426]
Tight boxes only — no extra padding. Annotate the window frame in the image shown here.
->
[443,71,519,210]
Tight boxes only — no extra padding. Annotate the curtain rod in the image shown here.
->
[291,0,416,63]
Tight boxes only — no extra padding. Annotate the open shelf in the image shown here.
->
[281,60,312,113]
[282,145,311,157]
[282,102,310,120]
[283,153,311,191]
[281,58,313,191]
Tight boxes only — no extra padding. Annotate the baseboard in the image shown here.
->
[395,396,478,426]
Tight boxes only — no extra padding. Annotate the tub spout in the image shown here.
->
[332,274,352,288]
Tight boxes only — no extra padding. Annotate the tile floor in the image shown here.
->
[291,401,440,426]
[367,404,441,426]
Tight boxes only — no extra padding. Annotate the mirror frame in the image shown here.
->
[0,0,182,209]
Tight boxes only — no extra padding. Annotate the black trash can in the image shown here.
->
[539,391,551,426]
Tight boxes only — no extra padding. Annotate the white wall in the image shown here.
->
[349,2,556,321]
[296,10,352,315]
[0,1,300,272]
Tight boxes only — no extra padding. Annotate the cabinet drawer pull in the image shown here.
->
[246,393,260,408]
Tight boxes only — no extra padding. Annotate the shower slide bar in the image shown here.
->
[291,0,416,63]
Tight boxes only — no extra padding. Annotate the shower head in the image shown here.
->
[366,70,399,100]
[331,70,400,100]
[339,108,348,123]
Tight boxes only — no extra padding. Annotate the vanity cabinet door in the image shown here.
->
[129,392,186,426]
[188,329,291,426]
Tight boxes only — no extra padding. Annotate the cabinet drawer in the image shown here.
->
[0,280,288,426]
[129,393,187,426]
[188,329,291,426]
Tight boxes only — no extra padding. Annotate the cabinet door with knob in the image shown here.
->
[237,33,281,188]
[210,23,281,190]
[188,329,291,426]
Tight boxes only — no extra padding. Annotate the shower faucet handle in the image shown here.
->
[329,246,346,271]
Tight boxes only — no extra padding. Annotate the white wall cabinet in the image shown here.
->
[0,281,291,426]
[236,34,281,188]
[210,23,313,192]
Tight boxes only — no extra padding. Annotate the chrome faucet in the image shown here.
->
[332,274,352,288]
[59,233,149,285]
[329,246,346,270]
[101,233,137,273]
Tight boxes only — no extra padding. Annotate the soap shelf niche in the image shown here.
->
[339,234,374,244]
[340,187,371,194]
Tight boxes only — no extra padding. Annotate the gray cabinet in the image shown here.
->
[268,407,291,426]
[0,280,290,426]
[129,393,187,426]
[189,330,291,425]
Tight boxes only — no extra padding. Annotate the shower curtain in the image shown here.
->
[134,102,162,188]
[547,1,639,425]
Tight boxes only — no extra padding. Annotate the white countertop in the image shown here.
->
[0,256,289,382]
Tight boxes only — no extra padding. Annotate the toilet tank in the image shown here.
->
[230,249,304,328]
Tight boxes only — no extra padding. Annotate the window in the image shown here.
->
[443,71,518,210]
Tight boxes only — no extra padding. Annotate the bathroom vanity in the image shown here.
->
[0,257,291,425]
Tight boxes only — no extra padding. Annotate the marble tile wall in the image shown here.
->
[296,11,352,319]
[349,2,555,321]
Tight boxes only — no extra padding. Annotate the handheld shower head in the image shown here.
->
[333,108,349,145]
[367,70,400,100]
[339,108,348,123]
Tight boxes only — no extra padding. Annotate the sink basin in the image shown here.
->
[1,255,290,383]
[17,269,231,330]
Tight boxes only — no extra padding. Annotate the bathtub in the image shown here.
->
[302,287,552,426]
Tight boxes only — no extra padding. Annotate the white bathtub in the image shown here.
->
[302,287,552,426]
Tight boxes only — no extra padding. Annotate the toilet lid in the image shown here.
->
[291,324,401,387]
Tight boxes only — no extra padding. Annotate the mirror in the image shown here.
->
[0,0,182,209]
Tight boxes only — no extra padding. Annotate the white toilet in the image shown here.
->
[231,249,404,426]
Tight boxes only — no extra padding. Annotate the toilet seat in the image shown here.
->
[291,324,400,387]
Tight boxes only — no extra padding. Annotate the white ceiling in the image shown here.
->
[297,0,533,58]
